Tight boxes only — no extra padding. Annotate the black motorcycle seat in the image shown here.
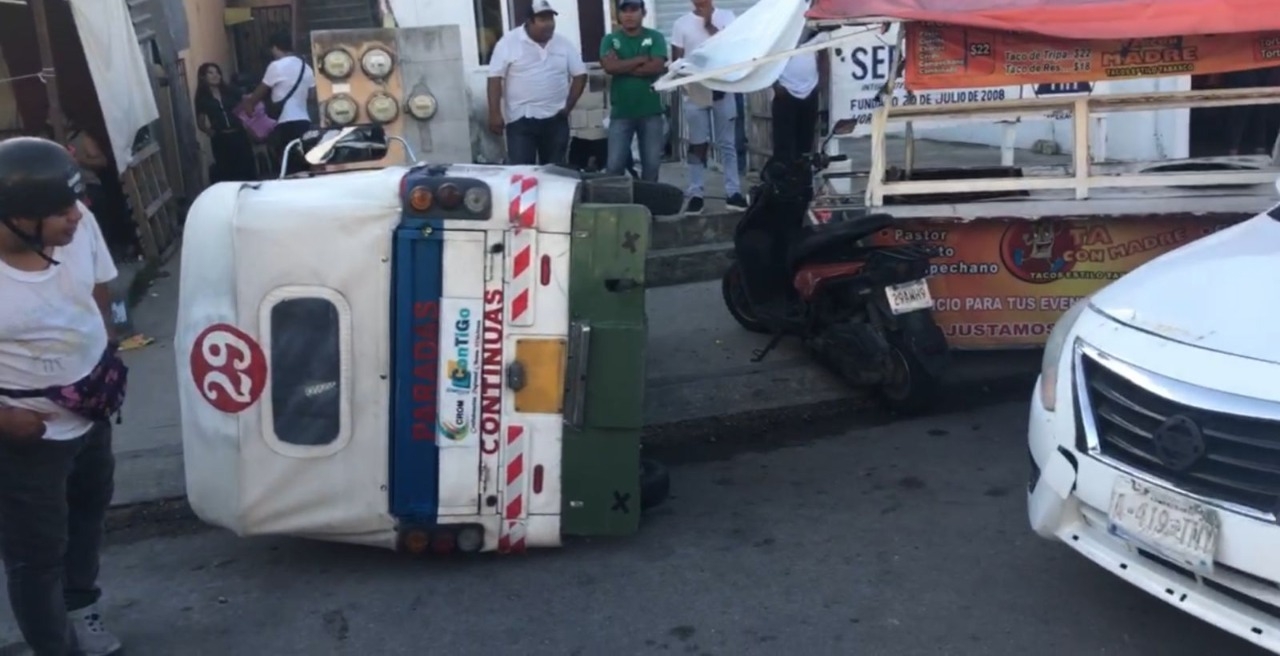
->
[788,212,894,268]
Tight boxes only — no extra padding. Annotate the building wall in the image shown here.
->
[181,0,233,187]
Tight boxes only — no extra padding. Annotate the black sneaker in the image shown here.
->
[685,196,705,215]
[726,193,749,210]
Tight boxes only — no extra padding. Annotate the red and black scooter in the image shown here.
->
[721,128,950,413]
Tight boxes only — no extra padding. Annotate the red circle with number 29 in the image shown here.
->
[190,323,268,414]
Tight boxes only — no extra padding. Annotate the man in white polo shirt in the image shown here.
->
[488,0,588,165]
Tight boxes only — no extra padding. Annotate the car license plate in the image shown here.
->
[885,279,933,315]
[1108,476,1220,575]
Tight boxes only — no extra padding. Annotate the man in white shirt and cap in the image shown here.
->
[487,0,589,165]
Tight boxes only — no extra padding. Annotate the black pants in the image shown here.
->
[210,129,259,182]
[771,89,820,162]
[270,120,313,177]
[505,115,570,165]
[0,423,115,656]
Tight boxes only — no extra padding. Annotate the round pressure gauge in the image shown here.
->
[325,94,359,126]
[360,47,395,79]
[320,48,354,80]
[366,92,400,124]
[406,93,438,120]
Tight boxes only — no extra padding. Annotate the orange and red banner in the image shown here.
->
[904,22,1280,90]
[868,216,1245,349]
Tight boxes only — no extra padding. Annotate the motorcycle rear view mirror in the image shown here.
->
[831,118,859,135]
[820,118,859,151]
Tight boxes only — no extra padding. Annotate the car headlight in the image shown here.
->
[1039,298,1091,412]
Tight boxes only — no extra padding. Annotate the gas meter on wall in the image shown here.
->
[311,26,473,166]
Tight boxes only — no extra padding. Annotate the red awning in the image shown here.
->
[805,0,1280,40]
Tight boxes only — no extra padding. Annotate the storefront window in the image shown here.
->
[476,0,504,64]
[270,297,342,447]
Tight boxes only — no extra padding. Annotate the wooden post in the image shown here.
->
[29,0,65,144]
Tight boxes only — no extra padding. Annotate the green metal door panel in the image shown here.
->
[560,430,642,537]
[583,322,646,429]
[568,204,649,324]
[561,202,651,536]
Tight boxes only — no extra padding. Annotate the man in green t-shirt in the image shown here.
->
[599,0,668,182]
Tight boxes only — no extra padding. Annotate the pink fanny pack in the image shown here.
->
[0,343,129,424]
[236,102,277,142]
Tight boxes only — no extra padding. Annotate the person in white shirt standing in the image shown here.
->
[671,0,746,214]
[0,137,129,656]
[239,31,316,177]
[488,0,588,165]
[773,31,829,162]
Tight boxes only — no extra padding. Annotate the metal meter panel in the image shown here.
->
[311,26,475,166]
[311,28,406,171]
[561,203,651,538]
[393,26,473,165]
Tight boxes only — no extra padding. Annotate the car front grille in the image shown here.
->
[1079,351,1280,515]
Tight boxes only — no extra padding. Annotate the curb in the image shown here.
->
[647,209,739,288]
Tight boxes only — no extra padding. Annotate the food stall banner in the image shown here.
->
[902,23,1280,90]
[806,0,1280,41]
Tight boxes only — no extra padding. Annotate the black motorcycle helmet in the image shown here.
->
[0,136,85,265]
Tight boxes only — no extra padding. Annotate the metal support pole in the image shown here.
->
[29,0,65,144]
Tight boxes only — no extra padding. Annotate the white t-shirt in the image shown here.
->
[671,8,736,107]
[263,55,316,124]
[670,8,736,55]
[488,28,587,121]
[0,203,118,441]
[778,33,830,100]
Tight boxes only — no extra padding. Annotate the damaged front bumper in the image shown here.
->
[1029,377,1280,654]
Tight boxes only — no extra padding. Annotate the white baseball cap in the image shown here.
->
[530,0,558,15]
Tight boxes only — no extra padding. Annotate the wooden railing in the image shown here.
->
[865,86,1280,207]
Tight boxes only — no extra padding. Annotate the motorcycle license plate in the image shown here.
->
[885,279,933,315]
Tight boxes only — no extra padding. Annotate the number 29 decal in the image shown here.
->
[190,323,268,414]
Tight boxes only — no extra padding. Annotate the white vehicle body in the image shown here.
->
[1029,191,1280,652]
[385,0,657,164]
[174,163,580,553]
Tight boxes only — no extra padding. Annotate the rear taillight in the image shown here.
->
[431,530,456,554]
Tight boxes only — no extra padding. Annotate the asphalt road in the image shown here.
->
[1,400,1269,656]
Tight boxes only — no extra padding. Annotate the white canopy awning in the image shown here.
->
[653,0,883,96]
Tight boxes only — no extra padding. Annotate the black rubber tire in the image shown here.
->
[640,458,670,512]
[721,263,770,334]
[878,337,941,416]
[632,180,686,217]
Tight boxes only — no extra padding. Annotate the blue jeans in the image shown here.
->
[607,114,665,182]
[506,115,571,165]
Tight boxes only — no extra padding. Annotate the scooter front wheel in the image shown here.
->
[721,263,770,334]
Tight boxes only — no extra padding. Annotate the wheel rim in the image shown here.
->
[882,347,913,401]
[728,269,760,324]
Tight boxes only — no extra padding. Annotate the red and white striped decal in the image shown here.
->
[507,230,536,326]
[498,424,528,554]
[508,174,537,229]
[507,174,538,327]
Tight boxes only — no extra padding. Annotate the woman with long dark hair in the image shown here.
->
[194,62,258,181]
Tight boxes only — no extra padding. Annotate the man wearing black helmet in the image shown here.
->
[0,137,125,655]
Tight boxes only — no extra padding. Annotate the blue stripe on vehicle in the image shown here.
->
[389,222,444,524]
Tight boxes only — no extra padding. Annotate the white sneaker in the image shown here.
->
[68,604,123,656]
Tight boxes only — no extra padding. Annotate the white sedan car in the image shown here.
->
[1029,205,1280,652]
